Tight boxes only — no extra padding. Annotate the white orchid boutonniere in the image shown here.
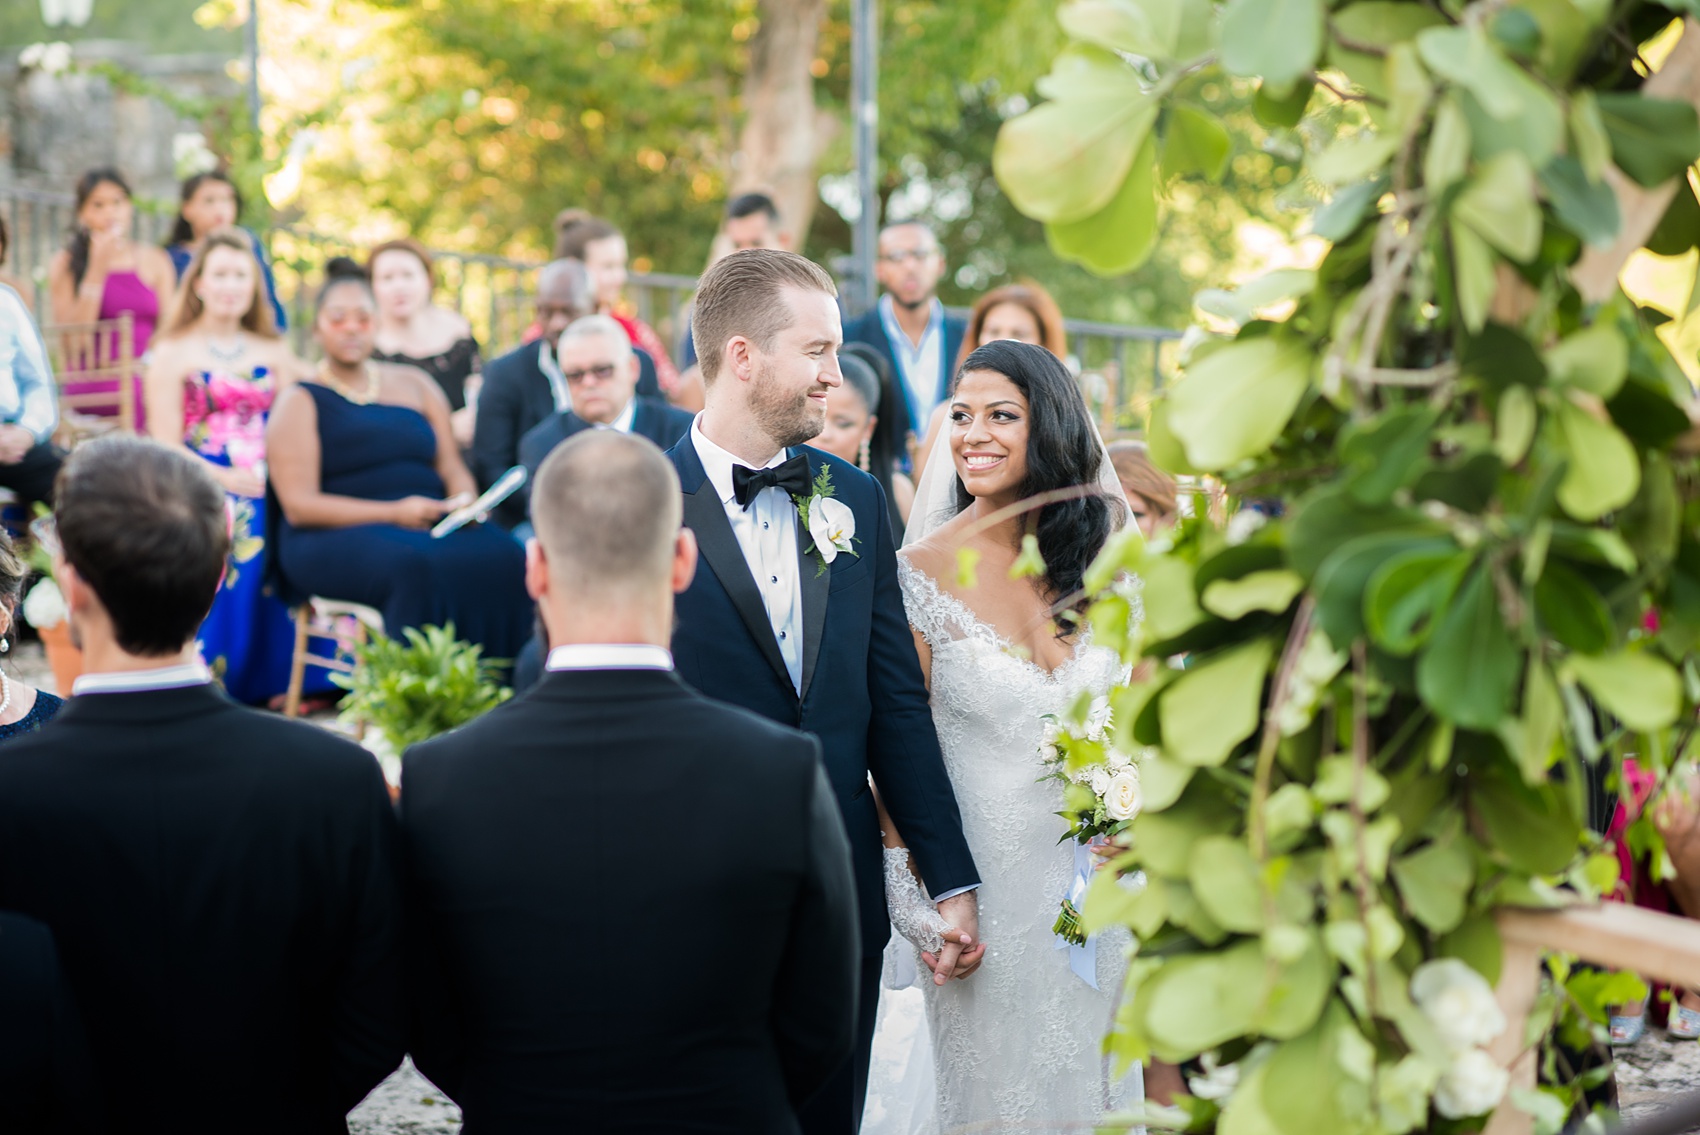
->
[794,466,858,577]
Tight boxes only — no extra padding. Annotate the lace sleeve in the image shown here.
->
[897,555,978,650]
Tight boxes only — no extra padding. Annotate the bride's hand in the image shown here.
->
[926,892,984,983]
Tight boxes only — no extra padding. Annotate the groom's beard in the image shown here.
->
[750,364,826,451]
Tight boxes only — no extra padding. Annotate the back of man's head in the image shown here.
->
[57,436,229,656]
[532,431,681,597]
[691,248,836,384]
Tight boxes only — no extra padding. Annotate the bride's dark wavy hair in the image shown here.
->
[952,340,1123,625]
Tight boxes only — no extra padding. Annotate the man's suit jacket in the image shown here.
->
[0,912,97,1134]
[841,303,967,429]
[516,397,695,519]
[666,437,978,956]
[402,667,859,1134]
[0,685,406,1135]
[472,339,662,527]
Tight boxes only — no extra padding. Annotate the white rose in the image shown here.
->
[1088,766,1111,796]
[1038,719,1061,763]
[807,495,856,563]
[1432,1048,1509,1119]
[1103,770,1142,821]
[1224,508,1267,546]
[1187,1051,1240,1102]
[1410,958,1507,1053]
[1106,748,1131,770]
[22,579,66,629]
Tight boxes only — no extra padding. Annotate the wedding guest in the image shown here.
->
[842,221,966,438]
[914,280,1069,482]
[163,171,288,331]
[0,216,30,310]
[0,282,65,511]
[267,259,532,663]
[369,238,482,447]
[403,429,859,1133]
[553,209,682,397]
[675,192,792,410]
[810,345,913,540]
[0,911,97,1133]
[144,227,331,707]
[46,169,176,431]
[0,530,61,742]
[0,436,406,1134]
[1108,439,1179,540]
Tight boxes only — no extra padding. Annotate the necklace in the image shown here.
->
[206,335,247,364]
[0,670,14,722]
[318,362,381,405]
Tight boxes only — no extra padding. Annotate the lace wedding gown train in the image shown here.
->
[863,559,1140,1135]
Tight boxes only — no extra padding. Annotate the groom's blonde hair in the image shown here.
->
[532,431,681,593]
[691,248,837,385]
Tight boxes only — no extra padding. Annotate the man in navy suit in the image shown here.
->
[667,248,981,1135]
[840,221,966,442]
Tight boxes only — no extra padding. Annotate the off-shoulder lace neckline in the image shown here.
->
[898,554,1093,682]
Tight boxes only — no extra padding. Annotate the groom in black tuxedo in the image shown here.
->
[402,429,860,1133]
[0,436,405,1134]
[668,248,982,1135]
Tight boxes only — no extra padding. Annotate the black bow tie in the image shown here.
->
[732,455,813,510]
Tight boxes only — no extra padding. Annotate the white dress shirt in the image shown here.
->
[545,643,673,671]
[539,339,572,413]
[598,399,636,433]
[690,417,804,693]
[878,294,946,428]
[72,660,214,696]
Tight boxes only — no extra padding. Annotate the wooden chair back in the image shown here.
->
[41,314,137,443]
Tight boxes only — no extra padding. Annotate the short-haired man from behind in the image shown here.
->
[0,436,405,1135]
[403,430,859,1134]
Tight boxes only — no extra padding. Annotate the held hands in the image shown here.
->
[0,425,34,465]
[393,495,452,529]
[924,891,985,985]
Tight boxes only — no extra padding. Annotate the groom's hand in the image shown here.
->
[924,892,984,984]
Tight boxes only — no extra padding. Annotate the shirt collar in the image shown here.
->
[690,415,788,506]
[878,294,943,348]
[539,339,571,412]
[545,643,674,672]
[604,398,637,434]
[72,660,214,696]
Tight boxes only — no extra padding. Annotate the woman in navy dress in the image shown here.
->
[266,258,532,666]
[0,533,61,743]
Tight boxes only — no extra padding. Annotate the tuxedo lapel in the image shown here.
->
[796,449,831,701]
[678,444,794,695]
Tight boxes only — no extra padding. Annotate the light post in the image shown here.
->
[244,0,261,132]
[848,0,878,317]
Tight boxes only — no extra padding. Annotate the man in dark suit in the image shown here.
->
[403,430,859,1134]
[471,259,662,527]
[840,221,966,443]
[0,437,405,1135]
[669,249,982,1135]
[0,912,97,1134]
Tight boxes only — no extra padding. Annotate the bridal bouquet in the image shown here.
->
[1039,697,1145,945]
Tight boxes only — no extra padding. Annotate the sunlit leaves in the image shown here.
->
[1219,0,1324,90]
[1161,104,1233,183]
[1453,152,1542,263]
[1045,133,1160,274]
[1551,397,1640,520]
[1563,651,1683,731]
[1159,639,1275,766]
[1168,337,1312,471]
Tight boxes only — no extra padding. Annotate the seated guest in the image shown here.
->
[555,209,682,397]
[1108,439,1179,540]
[0,436,405,1135]
[267,259,533,664]
[0,216,32,310]
[0,530,63,742]
[163,171,288,331]
[0,911,97,1133]
[403,430,859,1133]
[809,346,913,541]
[472,259,662,527]
[516,314,694,525]
[0,282,64,511]
[369,239,482,447]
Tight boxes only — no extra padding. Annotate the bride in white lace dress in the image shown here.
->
[865,340,1141,1134]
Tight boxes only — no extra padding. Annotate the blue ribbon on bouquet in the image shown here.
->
[1054,842,1099,990]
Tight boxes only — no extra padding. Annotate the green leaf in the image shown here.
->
[1543,323,1627,398]
[1495,385,1538,465]
[1328,2,1447,101]
[1472,766,1583,876]
[1190,834,1267,933]
[1647,175,1700,256]
[1540,154,1621,248]
[1046,132,1160,275]
[1311,134,1401,187]
[1140,748,1196,811]
[1202,570,1305,620]
[1058,0,1178,59]
[1340,403,1439,506]
[1533,561,1613,654]
[1219,0,1325,89]
[1563,651,1683,731]
[1450,220,1497,333]
[1365,548,1471,656]
[1169,337,1312,471]
[1140,552,1205,641]
[1009,532,1047,580]
[1254,78,1314,129]
[1159,639,1275,766]
[1162,104,1232,183]
[1218,1060,1284,1135]
[1570,89,1612,182]
[1552,397,1640,521]
[1416,566,1522,730]
[1508,659,1563,783]
[1455,151,1543,262]
[1596,93,1700,189]
[1315,534,1455,647]
[1417,25,1526,120]
[1312,177,1386,242]
[1424,95,1471,193]
[1438,911,1503,984]
[1391,839,1475,932]
[1196,269,1318,326]
[994,56,1157,224]
[1145,399,1201,478]
[1140,938,1269,1056]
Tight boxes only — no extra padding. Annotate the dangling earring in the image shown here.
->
[2,634,11,654]
[858,437,871,472]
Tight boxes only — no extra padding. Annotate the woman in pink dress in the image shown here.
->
[144,227,326,706]
[46,169,177,433]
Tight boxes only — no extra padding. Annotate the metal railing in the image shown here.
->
[1,184,1181,415]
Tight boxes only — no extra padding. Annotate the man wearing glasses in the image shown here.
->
[841,221,966,441]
